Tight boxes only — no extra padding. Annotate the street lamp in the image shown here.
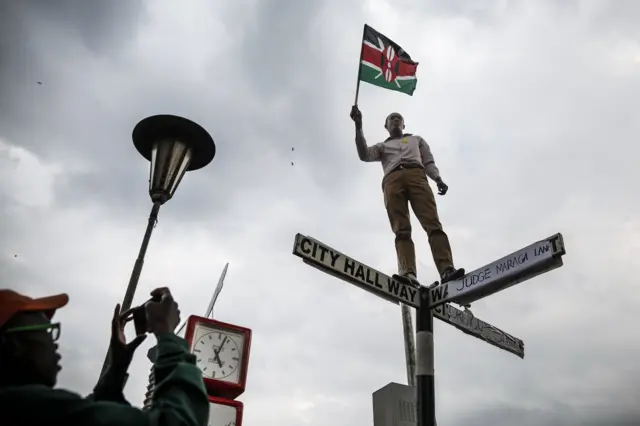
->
[99,114,215,377]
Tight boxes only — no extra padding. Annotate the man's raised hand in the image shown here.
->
[145,287,181,336]
[111,304,147,369]
[350,105,362,129]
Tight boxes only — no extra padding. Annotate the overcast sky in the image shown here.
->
[1,0,639,425]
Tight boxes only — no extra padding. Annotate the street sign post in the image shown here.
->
[293,231,566,426]
[293,233,529,358]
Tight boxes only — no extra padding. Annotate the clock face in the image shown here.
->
[191,324,244,383]
[208,401,237,426]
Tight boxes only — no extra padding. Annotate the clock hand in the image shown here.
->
[213,336,228,368]
[213,348,223,368]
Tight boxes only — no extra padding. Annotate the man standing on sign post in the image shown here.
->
[350,105,465,287]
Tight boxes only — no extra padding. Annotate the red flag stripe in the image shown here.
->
[361,43,418,77]
[397,61,418,77]
[361,44,383,69]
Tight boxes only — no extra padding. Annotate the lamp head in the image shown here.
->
[132,115,215,204]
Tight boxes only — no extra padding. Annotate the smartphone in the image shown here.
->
[120,295,161,335]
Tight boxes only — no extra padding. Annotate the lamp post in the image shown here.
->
[99,114,216,377]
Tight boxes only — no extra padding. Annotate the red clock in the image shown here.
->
[207,397,243,426]
[185,315,252,399]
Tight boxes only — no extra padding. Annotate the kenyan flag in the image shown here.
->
[358,24,419,96]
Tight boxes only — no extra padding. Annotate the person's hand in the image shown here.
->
[145,287,181,336]
[111,304,147,369]
[436,178,449,195]
[350,105,362,129]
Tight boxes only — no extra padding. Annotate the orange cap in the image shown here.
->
[0,290,69,329]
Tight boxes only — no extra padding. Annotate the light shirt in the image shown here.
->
[355,129,441,181]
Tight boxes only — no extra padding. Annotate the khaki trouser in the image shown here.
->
[382,166,454,277]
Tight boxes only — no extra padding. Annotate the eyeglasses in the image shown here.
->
[4,322,61,342]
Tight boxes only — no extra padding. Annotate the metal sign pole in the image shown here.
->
[416,285,436,426]
[400,303,416,387]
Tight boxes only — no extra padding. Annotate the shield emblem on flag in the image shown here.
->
[358,25,419,96]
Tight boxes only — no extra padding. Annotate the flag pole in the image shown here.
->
[354,24,366,106]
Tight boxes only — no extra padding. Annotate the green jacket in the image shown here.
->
[0,333,209,426]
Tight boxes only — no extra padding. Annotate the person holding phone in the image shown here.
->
[0,287,209,426]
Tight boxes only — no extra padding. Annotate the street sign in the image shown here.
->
[432,303,524,358]
[293,233,420,308]
[429,233,566,308]
[293,233,525,358]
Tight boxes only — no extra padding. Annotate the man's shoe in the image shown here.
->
[392,273,421,289]
[441,267,465,284]
[403,273,421,288]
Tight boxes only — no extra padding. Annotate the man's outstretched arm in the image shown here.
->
[351,105,382,162]
[355,128,382,162]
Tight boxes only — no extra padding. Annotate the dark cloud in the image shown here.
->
[0,0,363,224]
[0,0,146,143]
[239,0,326,98]
[6,0,146,54]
